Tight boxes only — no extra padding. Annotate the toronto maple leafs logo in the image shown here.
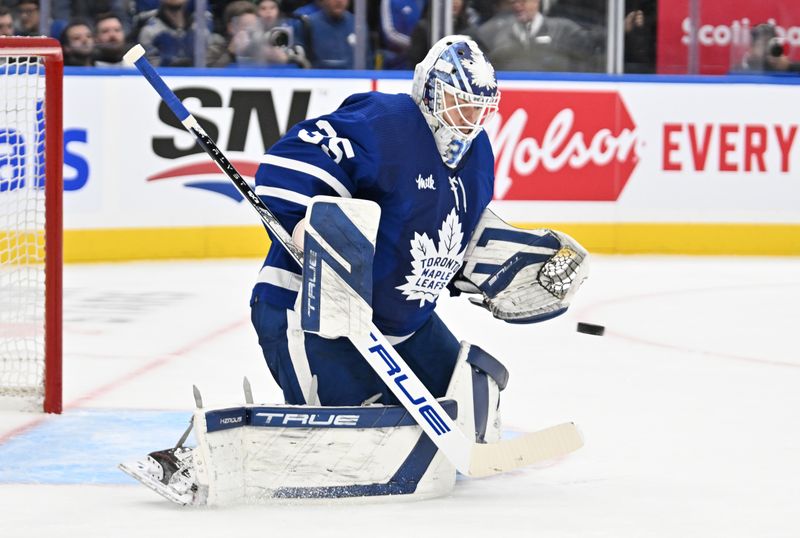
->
[396,209,466,307]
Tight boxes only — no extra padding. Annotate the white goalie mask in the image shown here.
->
[412,35,500,168]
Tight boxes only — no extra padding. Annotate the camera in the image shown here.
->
[267,27,291,48]
[751,24,785,59]
[767,37,785,58]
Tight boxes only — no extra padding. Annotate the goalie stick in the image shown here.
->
[123,44,583,477]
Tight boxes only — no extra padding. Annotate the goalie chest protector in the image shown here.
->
[254,92,495,336]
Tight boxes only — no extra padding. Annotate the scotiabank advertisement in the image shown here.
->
[59,73,800,256]
[657,0,800,74]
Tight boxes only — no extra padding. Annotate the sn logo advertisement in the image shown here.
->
[148,87,311,201]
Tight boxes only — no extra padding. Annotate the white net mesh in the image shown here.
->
[0,56,48,402]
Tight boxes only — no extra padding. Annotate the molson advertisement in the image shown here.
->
[485,89,638,201]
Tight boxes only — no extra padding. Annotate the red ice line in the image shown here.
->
[574,282,800,369]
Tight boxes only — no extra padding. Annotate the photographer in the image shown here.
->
[207,0,308,68]
[252,0,310,68]
[737,23,800,74]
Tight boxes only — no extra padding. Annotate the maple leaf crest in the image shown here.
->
[396,209,466,307]
[462,43,496,91]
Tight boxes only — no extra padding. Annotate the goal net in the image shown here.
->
[0,37,62,413]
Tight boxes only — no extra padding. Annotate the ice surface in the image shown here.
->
[1,256,798,538]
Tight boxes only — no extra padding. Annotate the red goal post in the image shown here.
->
[0,37,63,414]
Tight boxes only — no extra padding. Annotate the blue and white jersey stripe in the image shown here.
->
[254,185,311,207]
[261,154,352,198]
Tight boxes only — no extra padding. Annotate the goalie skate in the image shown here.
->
[119,448,203,506]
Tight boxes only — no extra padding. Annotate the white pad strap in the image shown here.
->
[300,196,380,338]
[445,341,507,444]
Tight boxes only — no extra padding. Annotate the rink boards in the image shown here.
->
[52,69,800,260]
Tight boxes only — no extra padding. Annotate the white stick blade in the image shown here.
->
[468,422,584,477]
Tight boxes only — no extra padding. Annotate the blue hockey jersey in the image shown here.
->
[251,92,495,336]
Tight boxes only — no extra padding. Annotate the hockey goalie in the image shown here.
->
[120,35,589,506]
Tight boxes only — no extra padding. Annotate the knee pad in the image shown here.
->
[444,341,509,443]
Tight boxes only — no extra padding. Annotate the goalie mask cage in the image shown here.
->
[0,37,63,414]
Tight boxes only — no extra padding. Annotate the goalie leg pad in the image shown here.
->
[445,341,508,444]
[188,401,458,505]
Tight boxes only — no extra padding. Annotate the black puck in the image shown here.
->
[577,322,605,336]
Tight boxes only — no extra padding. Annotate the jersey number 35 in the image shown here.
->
[298,119,355,164]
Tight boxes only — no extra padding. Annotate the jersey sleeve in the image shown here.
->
[254,95,380,237]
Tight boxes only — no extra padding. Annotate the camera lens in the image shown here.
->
[768,38,784,57]
[269,28,289,47]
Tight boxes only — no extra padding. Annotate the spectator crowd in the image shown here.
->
[0,0,657,71]
[0,0,793,75]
